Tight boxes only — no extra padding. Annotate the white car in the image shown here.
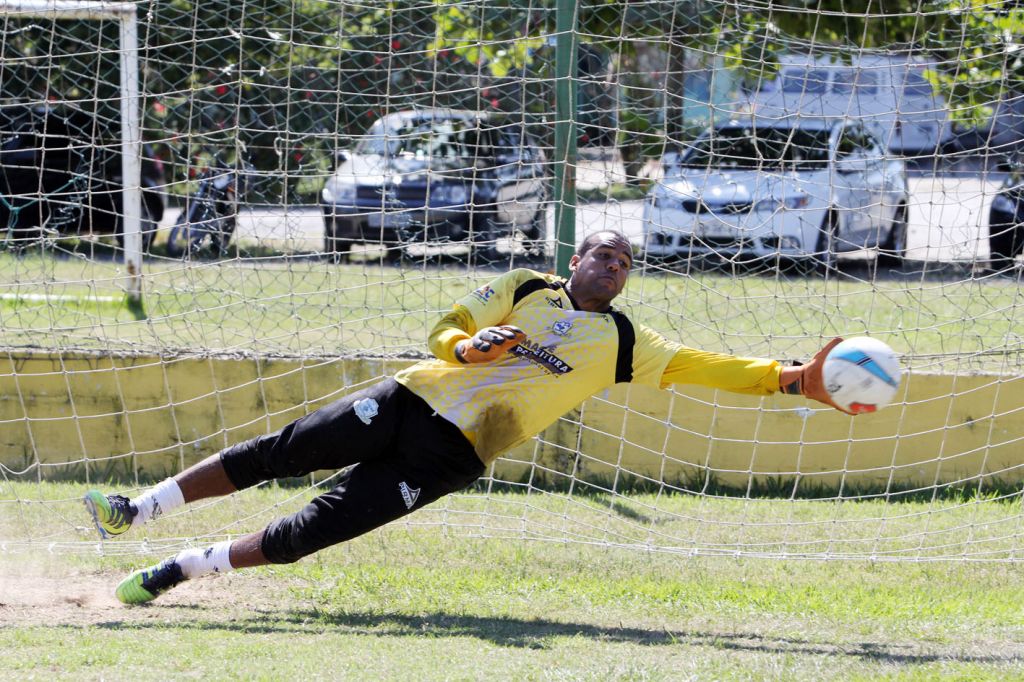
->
[642,118,909,271]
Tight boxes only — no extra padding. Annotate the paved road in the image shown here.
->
[159,166,1006,263]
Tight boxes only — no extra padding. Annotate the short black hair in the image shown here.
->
[575,230,631,258]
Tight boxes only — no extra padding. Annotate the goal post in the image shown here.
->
[0,0,143,304]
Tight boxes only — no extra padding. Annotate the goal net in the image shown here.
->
[1,0,1023,562]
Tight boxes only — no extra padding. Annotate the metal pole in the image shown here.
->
[553,0,578,278]
[119,8,143,307]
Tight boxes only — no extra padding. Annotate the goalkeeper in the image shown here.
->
[85,230,848,605]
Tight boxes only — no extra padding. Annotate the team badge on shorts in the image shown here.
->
[353,398,379,425]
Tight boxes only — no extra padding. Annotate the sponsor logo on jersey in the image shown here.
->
[546,296,563,309]
[399,481,421,509]
[552,320,573,337]
[471,285,496,304]
[511,340,574,375]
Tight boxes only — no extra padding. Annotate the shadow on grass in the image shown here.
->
[96,606,1023,665]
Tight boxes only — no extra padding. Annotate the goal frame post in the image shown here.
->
[0,0,143,304]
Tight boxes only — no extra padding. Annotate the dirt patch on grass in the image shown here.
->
[0,558,292,627]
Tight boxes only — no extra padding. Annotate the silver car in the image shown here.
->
[642,118,909,271]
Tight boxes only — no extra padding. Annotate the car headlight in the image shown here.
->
[991,193,1016,214]
[322,178,356,204]
[754,195,810,212]
[430,183,468,205]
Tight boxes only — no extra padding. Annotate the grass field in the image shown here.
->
[2,482,1023,680]
[0,248,1021,374]
[1,247,1022,678]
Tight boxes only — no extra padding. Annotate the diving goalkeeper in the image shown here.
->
[85,230,848,604]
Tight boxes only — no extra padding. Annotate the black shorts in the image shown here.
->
[220,378,484,564]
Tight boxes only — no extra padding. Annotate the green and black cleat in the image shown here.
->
[115,558,186,605]
[83,491,136,539]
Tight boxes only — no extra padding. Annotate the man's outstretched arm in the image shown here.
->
[658,337,853,414]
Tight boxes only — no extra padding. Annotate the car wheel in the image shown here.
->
[988,212,1022,273]
[812,211,839,275]
[877,203,908,268]
[323,218,351,263]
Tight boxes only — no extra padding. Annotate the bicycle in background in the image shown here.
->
[166,156,253,259]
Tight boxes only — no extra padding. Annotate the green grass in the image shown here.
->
[0,248,1021,373]
[1,481,1023,679]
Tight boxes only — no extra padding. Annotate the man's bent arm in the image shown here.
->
[428,305,476,363]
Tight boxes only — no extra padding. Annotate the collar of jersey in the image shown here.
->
[556,279,615,314]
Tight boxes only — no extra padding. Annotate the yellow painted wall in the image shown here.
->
[1,352,1021,489]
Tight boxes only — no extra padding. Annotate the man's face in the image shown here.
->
[567,234,633,309]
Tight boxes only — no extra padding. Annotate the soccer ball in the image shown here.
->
[821,337,902,414]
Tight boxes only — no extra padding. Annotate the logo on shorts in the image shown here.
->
[354,398,379,425]
[399,481,421,509]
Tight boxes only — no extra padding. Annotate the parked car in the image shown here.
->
[988,166,1024,271]
[320,109,548,262]
[947,91,1024,160]
[0,103,165,250]
[642,117,909,271]
[752,53,954,156]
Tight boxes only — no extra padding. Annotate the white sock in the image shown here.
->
[175,540,234,579]
[131,478,185,525]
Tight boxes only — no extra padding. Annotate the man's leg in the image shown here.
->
[84,380,399,541]
[109,379,408,604]
[116,386,483,605]
[84,451,244,540]
[114,530,268,605]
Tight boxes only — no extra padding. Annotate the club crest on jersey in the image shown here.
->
[512,340,574,375]
[551,320,573,337]
[471,285,496,304]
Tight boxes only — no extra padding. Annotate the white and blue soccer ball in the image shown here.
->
[822,337,902,414]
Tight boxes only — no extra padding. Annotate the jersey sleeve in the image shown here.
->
[632,325,784,395]
[456,268,541,328]
[428,269,542,364]
[428,307,475,363]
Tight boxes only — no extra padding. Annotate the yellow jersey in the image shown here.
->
[395,268,783,463]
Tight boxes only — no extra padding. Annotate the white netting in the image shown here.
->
[1,1,1023,561]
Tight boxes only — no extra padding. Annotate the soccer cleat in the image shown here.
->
[83,490,136,539]
[115,557,185,605]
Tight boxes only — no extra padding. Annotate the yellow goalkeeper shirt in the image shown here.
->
[395,268,783,464]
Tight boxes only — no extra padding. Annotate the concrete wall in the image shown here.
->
[2,352,1021,489]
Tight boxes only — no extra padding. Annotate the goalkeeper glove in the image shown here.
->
[779,337,856,415]
[455,325,527,364]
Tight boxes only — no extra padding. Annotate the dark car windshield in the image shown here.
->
[680,126,832,170]
[903,71,933,98]
[357,118,483,159]
[832,70,878,95]
[781,69,830,94]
